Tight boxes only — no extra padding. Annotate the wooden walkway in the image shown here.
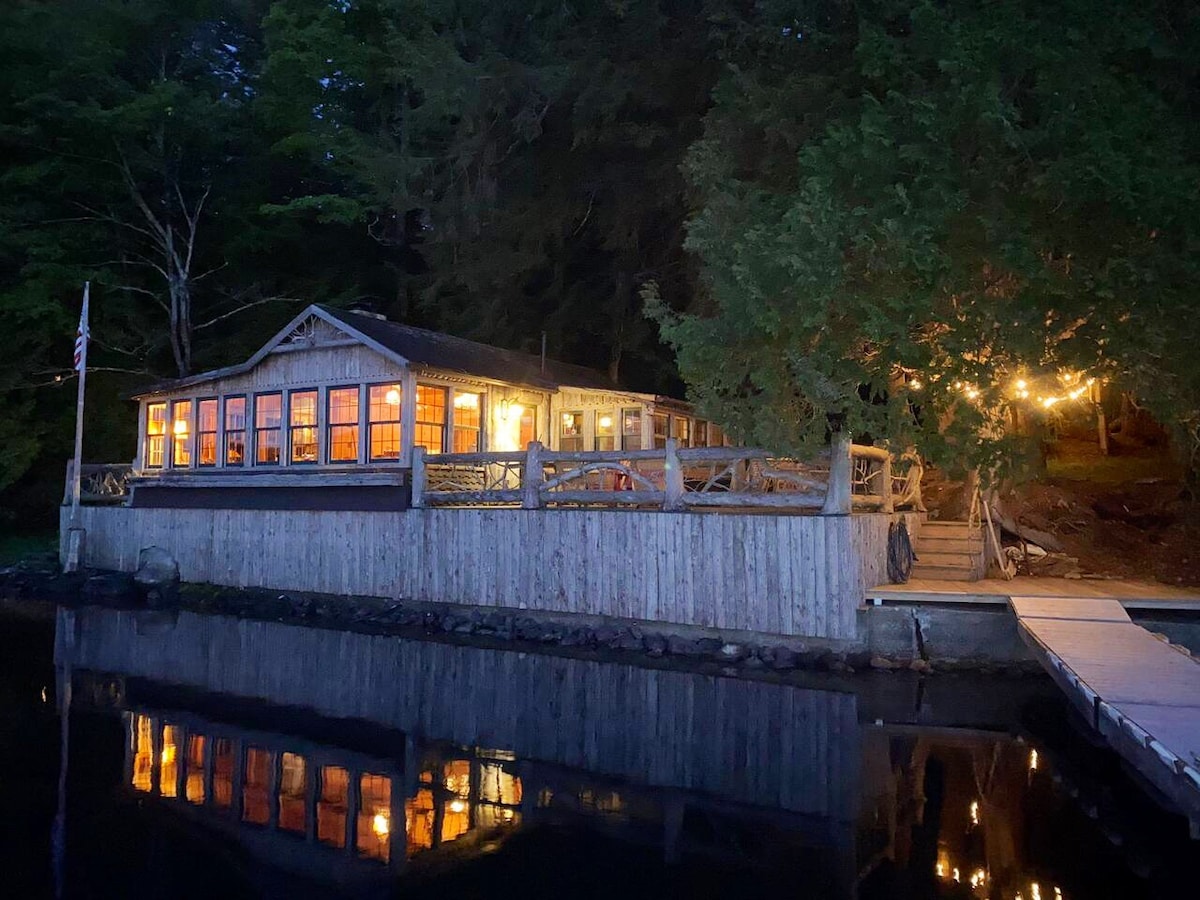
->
[867,575,1200,611]
[1008,594,1200,837]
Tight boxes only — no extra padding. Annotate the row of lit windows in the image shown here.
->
[559,408,726,452]
[144,384,482,468]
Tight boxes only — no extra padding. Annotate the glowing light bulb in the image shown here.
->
[173,419,188,435]
[384,387,401,405]
[598,415,613,429]
[372,812,389,836]
[1015,378,1028,390]
[449,799,467,814]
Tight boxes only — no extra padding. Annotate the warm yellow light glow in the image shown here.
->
[1041,396,1059,409]
[173,419,188,435]
[953,868,961,883]
[936,862,946,878]
[449,799,467,814]
[969,869,987,889]
[1031,883,1042,900]
[453,392,479,409]
[384,387,401,405]
[1015,378,1028,391]
[1029,749,1039,771]
[969,800,980,825]
[161,746,176,764]
[372,812,390,837]
[598,415,613,429]
[909,379,923,391]
[1054,888,1063,899]
[561,412,575,427]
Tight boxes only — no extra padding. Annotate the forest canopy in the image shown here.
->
[1,0,1198,520]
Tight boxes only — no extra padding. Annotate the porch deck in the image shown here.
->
[866,575,1200,611]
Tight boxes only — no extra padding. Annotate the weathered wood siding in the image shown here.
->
[61,606,861,818]
[67,507,907,640]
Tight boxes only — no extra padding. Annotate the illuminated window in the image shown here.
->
[160,723,180,798]
[452,391,482,452]
[652,413,669,449]
[145,403,166,468]
[278,752,307,833]
[406,787,436,856]
[694,420,708,448]
[224,397,246,466]
[479,762,523,805]
[243,746,273,825]
[254,394,282,465]
[197,399,218,466]
[356,774,392,862]
[327,387,360,463]
[673,416,691,448]
[415,385,447,454]
[621,408,642,450]
[368,384,402,461]
[171,401,192,467]
[289,390,318,463]
[518,405,537,448]
[185,734,206,804]
[441,760,471,844]
[212,738,234,809]
[131,714,153,792]
[560,411,584,452]
[595,411,616,451]
[317,766,349,848]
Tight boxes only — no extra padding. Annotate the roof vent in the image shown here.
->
[348,300,387,321]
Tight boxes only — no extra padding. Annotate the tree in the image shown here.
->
[649,0,1200,473]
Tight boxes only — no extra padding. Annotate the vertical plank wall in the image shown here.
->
[67,506,916,640]
[62,605,861,819]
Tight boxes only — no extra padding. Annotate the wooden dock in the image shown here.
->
[1007,594,1200,837]
[866,575,1200,611]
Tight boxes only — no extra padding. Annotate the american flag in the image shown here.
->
[73,287,89,372]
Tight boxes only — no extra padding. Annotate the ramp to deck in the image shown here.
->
[1009,595,1200,836]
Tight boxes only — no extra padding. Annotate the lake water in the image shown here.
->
[1,603,1195,899]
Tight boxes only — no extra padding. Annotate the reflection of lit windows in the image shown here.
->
[479,762,522,805]
[159,724,180,797]
[279,752,307,833]
[213,738,234,809]
[356,773,391,862]
[243,746,273,825]
[318,766,349,848]
[131,714,153,792]
[185,734,206,804]
[405,787,436,856]
[440,759,472,843]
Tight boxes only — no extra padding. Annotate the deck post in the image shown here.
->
[521,441,543,509]
[664,438,684,511]
[821,433,852,515]
[410,447,426,508]
[880,453,894,513]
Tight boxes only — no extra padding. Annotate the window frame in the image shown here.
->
[223,395,247,467]
[594,410,617,452]
[451,390,483,454]
[170,399,194,469]
[559,409,585,452]
[414,383,449,455]
[196,397,219,467]
[651,412,669,449]
[253,392,283,467]
[145,401,167,469]
[326,385,362,465]
[621,408,643,451]
[288,388,320,465]
[367,382,404,462]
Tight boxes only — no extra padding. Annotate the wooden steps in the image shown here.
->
[912,520,985,582]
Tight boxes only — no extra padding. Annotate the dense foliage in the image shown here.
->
[2,0,1199,521]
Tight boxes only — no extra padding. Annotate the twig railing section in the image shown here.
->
[412,437,923,514]
[63,461,133,505]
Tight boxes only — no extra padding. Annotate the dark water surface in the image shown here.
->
[1,604,1195,899]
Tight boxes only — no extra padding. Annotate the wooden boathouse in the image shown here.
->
[62,303,925,642]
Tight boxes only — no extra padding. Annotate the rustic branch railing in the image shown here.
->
[63,461,133,505]
[413,437,923,514]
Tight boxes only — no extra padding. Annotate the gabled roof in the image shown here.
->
[132,303,626,398]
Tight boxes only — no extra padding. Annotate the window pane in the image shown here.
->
[357,773,392,862]
[243,746,273,825]
[709,423,724,446]
[560,411,584,452]
[595,411,616,451]
[160,723,180,798]
[673,416,691,447]
[518,406,537,448]
[197,399,218,466]
[171,401,193,467]
[131,714,153,792]
[289,390,318,463]
[224,397,246,466]
[328,388,360,463]
[452,391,481,453]
[255,394,282,465]
[621,408,642,451]
[185,734,206,804]
[369,384,402,461]
[415,385,447,454]
[318,766,349,848]
[146,403,167,468]
[652,413,669,449]
[278,752,307,833]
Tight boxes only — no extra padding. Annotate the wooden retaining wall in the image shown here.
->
[65,506,915,640]
[59,606,860,818]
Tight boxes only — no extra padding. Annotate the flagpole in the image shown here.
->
[69,282,90,523]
